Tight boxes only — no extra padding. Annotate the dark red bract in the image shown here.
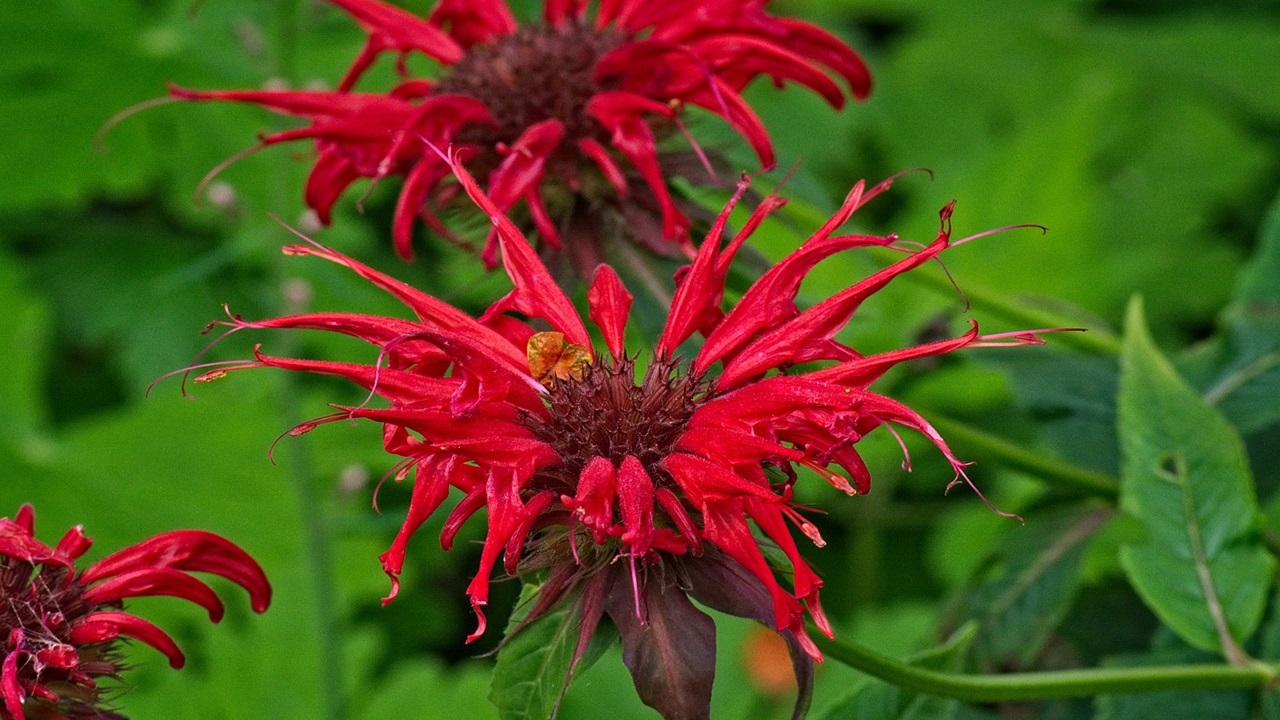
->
[0,504,271,720]
[186,157,1045,720]
[171,0,871,275]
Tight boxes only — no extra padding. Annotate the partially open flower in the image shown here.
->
[185,158,1044,720]
[170,0,871,277]
[0,504,271,720]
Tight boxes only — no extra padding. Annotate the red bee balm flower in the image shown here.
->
[171,0,871,274]
[0,504,271,720]
[190,159,1043,720]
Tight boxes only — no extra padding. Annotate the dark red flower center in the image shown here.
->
[434,21,624,168]
[1,559,120,715]
[525,356,707,490]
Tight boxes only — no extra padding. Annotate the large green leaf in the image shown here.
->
[1096,630,1251,720]
[1117,298,1275,660]
[948,506,1111,667]
[489,582,610,720]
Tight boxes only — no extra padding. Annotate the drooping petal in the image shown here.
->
[81,531,271,614]
[2,636,26,720]
[586,92,689,242]
[326,0,465,90]
[82,568,226,623]
[427,0,517,47]
[71,612,186,669]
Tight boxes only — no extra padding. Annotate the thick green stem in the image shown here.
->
[927,414,1119,499]
[814,632,1279,702]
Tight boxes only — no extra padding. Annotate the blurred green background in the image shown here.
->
[2,0,1279,718]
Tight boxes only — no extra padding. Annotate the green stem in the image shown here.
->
[276,372,347,720]
[814,632,1279,702]
[927,415,1119,499]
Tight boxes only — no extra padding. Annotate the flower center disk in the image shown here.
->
[526,356,706,488]
[435,21,623,162]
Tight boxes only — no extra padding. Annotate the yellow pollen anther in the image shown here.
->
[527,331,593,385]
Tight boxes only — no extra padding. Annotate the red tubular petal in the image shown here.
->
[54,525,92,560]
[379,455,456,591]
[717,233,951,390]
[278,243,528,369]
[72,612,186,669]
[655,487,701,550]
[428,0,516,46]
[15,504,34,533]
[83,568,225,622]
[441,484,488,551]
[523,188,561,249]
[2,644,25,720]
[617,456,656,556]
[392,158,451,260]
[486,119,565,213]
[577,138,629,195]
[563,456,617,542]
[694,34,846,107]
[809,322,981,388]
[585,93,689,242]
[587,265,633,358]
[655,177,752,356]
[305,154,362,226]
[694,233,891,374]
[80,530,270,614]
[169,84,413,119]
[0,518,65,568]
[775,18,873,99]
[427,147,589,345]
[503,490,556,575]
[463,470,527,641]
[327,0,464,87]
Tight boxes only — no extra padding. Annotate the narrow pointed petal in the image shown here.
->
[587,265,633,358]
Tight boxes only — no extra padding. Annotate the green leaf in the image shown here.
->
[1096,640,1251,720]
[489,582,594,720]
[948,506,1112,667]
[1235,189,1280,304]
[1117,298,1275,660]
[816,624,978,720]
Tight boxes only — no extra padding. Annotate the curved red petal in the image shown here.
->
[72,612,185,669]
[83,567,226,623]
[81,530,270,614]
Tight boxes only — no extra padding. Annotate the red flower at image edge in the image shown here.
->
[187,158,1044,720]
[0,505,271,720]
[170,0,871,274]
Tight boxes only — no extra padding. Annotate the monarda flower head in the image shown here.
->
[0,504,271,720]
[183,156,1044,720]
[169,0,871,277]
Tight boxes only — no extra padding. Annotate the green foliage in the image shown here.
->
[1117,299,1275,659]
[489,582,607,720]
[2,0,1279,718]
